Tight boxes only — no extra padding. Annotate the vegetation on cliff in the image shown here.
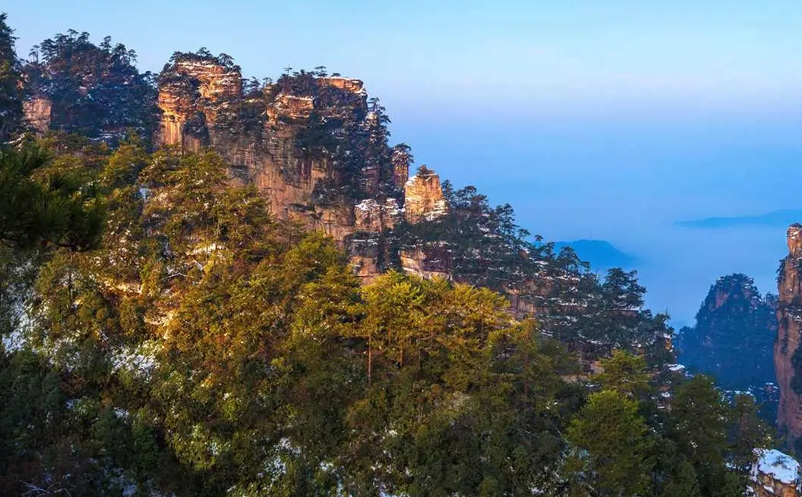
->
[22,30,157,143]
[0,13,23,142]
[677,274,777,393]
[395,181,673,363]
[0,15,782,497]
[0,136,771,496]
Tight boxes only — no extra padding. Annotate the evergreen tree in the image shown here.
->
[596,349,651,399]
[660,459,702,497]
[23,30,157,142]
[678,274,776,390]
[0,143,104,250]
[0,13,23,142]
[566,390,655,497]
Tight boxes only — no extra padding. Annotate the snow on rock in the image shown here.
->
[404,168,447,223]
[354,198,400,232]
[750,449,802,497]
[755,450,800,484]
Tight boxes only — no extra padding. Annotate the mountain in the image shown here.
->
[676,274,776,390]
[677,209,802,229]
[17,44,675,357]
[554,239,636,269]
[0,14,782,497]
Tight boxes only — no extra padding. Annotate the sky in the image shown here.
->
[5,1,802,324]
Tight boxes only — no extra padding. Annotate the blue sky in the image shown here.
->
[5,1,802,323]
[7,1,802,116]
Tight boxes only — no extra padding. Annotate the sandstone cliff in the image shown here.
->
[22,95,51,134]
[404,166,447,223]
[21,32,156,142]
[24,45,672,364]
[777,224,802,441]
[153,54,413,281]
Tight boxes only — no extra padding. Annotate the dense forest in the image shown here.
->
[677,274,778,419]
[0,13,784,497]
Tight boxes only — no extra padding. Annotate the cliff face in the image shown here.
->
[28,47,673,364]
[404,167,447,223]
[22,96,51,134]
[153,55,415,281]
[21,32,156,142]
[777,224,802,440]
[154,56,242,152]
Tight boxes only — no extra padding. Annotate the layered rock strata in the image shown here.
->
[152,55,454,282]
[777,224,802,440]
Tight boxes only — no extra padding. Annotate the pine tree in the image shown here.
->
[0,143,104,250]
[0,13,22,142]
[566,390,655,497]
[596,349,652,399]
[660,459,702,497]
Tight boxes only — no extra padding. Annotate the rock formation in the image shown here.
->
[750,449,801,497]
[21,32,156,142]
[154,54,243,151]
[777,224,802,441]
[677,273,776,391]
[404,166,447,223]
[22,95,51,134]
[20,45,671,362]
[400,245,452,281]
[152,54,413,281]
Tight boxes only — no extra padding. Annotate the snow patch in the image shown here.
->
[752,449,801,485]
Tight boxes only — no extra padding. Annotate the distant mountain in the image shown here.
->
[553,239,636,269]
[677,209,802,229]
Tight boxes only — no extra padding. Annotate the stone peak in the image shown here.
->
[404,166,447,223]
[788,224,802,257]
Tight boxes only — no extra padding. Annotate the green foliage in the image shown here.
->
[0,16,776,494]
[0,138,772,497]
[396,184,674,362]
[566,390,655,496]
[678,273,776,391]
[0,13,23,142]
[660,459,702,497]
[665,375,769,496]
[24,30,157,143]
[596,349,652,398]
[0,143,104,250]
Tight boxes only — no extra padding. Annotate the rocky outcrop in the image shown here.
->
[21,34,156,142]
[155,56,242,151]
[354,198,400,232]
[317,76,364,94]
[153,54,408,282]
[400,245,451,281]
[391,145,412,189]
[750,449,801,497]
[777,224,802,440]
[22,95,51,133]
[265,94,315,123]
[404,166,447,223]
[677,274,776,391]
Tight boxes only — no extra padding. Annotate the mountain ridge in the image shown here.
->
[678,209,802,229]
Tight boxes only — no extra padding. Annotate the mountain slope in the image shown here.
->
[677,273,776,390]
